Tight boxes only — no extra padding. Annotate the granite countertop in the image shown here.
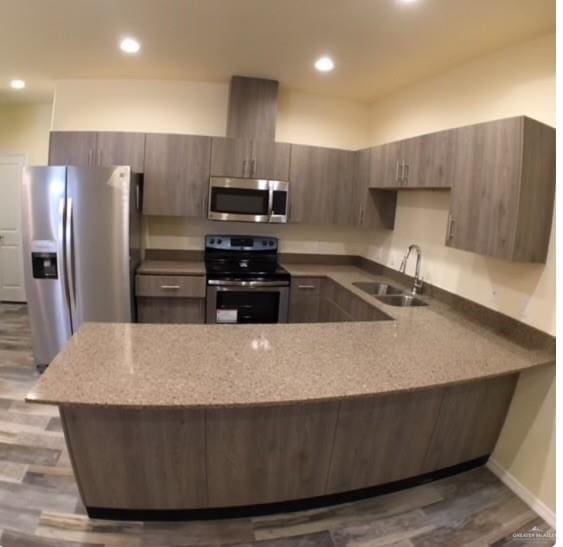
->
[26,263,555,409]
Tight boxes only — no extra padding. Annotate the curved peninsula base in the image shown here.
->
[59,374,518,519]
[86,455,489,521]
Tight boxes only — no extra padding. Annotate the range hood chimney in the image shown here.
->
[226,76,279,141]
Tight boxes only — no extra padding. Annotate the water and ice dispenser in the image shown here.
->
[31,252,58,279]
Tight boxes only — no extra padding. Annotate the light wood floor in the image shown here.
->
[0,302,555,546]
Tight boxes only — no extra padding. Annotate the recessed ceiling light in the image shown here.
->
[399,0,418,3]
[10,79,26,90]
[314,56,335,72]
[119,37,141,54]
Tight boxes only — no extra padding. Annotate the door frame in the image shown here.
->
[0,153,28,302]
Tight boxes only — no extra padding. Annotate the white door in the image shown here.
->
[0,154,27,302]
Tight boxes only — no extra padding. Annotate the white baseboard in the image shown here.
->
[487,457,556,529]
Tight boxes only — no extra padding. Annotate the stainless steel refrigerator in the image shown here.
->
[21,166,142,368]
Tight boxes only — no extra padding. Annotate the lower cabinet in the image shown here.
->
[289,277,393,323]
[61,373,518,510]
[137,297,205,324]
[319,279,392,322]
[136,274,206,324]
[289,277,323,322]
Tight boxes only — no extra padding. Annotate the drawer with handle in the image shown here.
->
[135,275,206,298]
[292,277,323,293]
[289,277,324,323]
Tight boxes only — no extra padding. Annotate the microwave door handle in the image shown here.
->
[268,184,274,220]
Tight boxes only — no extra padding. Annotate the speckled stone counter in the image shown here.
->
[27,261,555,517]
[27,264,553,408]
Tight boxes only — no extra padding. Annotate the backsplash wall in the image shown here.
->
[144,217,366,256]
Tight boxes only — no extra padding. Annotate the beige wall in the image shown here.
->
[365,33,555,515]
[0,103,52,164]
[51,79,369,150]
[146,217,364,255]
[276,88,369,150]
[52,79,229,137]
[369,33,554,145]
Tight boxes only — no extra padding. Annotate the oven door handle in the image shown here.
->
[208,280,289,288]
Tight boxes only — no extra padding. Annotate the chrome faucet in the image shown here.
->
[399,244,424,294]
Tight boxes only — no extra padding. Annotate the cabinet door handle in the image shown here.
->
[88,150,93,165]
[446,214,455,240]
[395,161,401,182]
[160,285,181,290]
[297,285,317,290]
[250,159,256,177]
[242,159,247,176]
[402,163,409,183]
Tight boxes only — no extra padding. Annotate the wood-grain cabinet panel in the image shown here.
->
[357,148,397,229]
[447,117,555,262]
[319,279,392,322]
[143,134,212,216]
[326,389,444,493]
[206,403,339,507]
[135,274,206,298]
[49,131,146,171]
[95,132,146,173]
[288,277,323,323]
[135,274,206,324]
[61,406,207,509]
[422,375,518,473]
[289,144,358,226]
[49,131,97,165]
[60,374,518,511]
[401,130,456,188]
[210,138,290,180]
[137,297,205,324]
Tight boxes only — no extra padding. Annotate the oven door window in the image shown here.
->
[216,290,280,323]
[210,187,270,216]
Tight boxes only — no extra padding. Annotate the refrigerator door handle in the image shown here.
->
[65,198,77,327]
[58,198,73,334]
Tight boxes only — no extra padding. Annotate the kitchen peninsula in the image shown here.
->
[26,265,555,519]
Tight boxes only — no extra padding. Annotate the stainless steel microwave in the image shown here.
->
[208,177,289,223]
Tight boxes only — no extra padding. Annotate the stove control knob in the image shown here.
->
[209,238,215,245]
[269,240,274,246]
[217,238,222,245]
[262,240,267,246]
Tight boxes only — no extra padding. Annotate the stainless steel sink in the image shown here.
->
[353,282,403,296]
[376,294,428,307]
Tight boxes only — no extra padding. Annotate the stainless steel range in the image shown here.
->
[205,235,290,324]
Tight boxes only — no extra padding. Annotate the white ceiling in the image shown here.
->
[0,0,555,104]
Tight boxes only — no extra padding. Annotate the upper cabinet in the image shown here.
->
[49,131,145,172]
[49,131,97,166]
[289,144,358,226]
[95,132,145,173]
[226,77,278,141]
[446,117,555,263]
[47,115,555,262]
[143,134,212,217]
[210,138,290,180]
[357,149,397,230]
[368,142,403,189]
[368,130,456,189]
